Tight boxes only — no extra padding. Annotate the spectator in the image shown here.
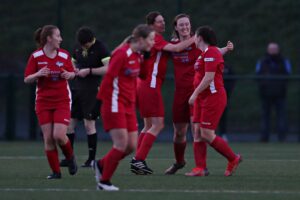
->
[256,42,291,142]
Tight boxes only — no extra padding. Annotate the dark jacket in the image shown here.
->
[256,54,291,98]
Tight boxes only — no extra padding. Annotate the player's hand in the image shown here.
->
[61,70,75,80]
[37,66,50,77]
[188,94,197,105]
[226,41,234,51]
[74,67,80,73]
[77,68,90,78]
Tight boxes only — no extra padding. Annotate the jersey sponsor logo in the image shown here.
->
[37,62,48,65]
[129,60,136,65]
[204,57,215,62]
[56,61,64,67]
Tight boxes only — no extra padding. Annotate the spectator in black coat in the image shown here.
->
[256,42,291,142]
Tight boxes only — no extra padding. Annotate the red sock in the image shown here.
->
[135,133,156,161]
[210,136,236,162]
[174,142,186,164]
[101,148,125,182]
[59,140,74,160]
[45,149,60,173]
[193,141,207,169]
[137,132,146,150]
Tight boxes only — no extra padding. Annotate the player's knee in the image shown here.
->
[153,121,164,132]
[200,130,214,142]
[44,136,55,147]
[125,144,136,155]
[174,131,186,142]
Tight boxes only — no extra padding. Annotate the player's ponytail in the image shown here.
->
[34,27,43,48]
[34,25,58,48]
[195,26,217,46]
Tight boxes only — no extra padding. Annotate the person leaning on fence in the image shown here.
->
[256,42,292,142]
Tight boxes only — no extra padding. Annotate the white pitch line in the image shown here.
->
[0,156,300,162]
[0,188,300,195]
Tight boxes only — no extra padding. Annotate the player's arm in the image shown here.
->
[24,67,50,83]
[61,55,76,80]
[78,42,111,77]
[218,41,234,55]
[189,72,215,105]
[24,55,50,83]
[162,36,195,52]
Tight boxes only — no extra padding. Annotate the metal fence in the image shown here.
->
[0,74,299,141]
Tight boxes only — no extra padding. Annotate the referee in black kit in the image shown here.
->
[60,27,110,167]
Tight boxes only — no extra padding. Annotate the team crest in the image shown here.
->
[56,61,64,67]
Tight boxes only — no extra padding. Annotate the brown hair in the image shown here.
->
[172,13,193,39]
[126,24,154,43]
[195,26,217,46]
[34,25,58,48]
[132,24,154,40]
[146,11,161,25]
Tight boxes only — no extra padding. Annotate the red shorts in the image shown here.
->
[36,108,70,126]
[193,89,227,130]
[101,101,138,132]
[172,88,194,123]
[137,81,164,118]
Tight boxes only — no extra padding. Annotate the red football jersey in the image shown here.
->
[141,33,169,88]
[170,38,202,89]
[97,44,142,112]
[24,48,74,107]
[193,46,224,97]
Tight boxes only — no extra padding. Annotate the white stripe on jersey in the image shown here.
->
[150,51,162,88]
[126,48,133,57]
[35,80,39,111]
[58,52,68,59]
[111,77,119,113]
[67,83,72,110]
[33,50,44,58]
[209,80,217,93]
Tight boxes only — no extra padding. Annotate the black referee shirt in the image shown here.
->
[71,40,110,90]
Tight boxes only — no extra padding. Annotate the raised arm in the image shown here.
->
[163,36,195,52]
[218,41,234,55]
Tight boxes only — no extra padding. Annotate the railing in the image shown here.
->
[0,73,299,141]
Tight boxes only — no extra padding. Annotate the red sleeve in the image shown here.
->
[154,34,169,51]
[24,55,37,77]
[204,49,222,72]
[106,48,126,77]
[65,54,75,72]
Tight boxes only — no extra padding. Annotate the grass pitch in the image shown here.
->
[0,141,300,200]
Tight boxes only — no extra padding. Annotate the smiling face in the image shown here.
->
[152,15,165,33]
[137,31,155,52]
[175,17,191,38]
[47,28,62,49]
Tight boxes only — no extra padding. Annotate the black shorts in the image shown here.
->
[71,89,101,120]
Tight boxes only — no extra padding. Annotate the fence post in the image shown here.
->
[5,74,16,140]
